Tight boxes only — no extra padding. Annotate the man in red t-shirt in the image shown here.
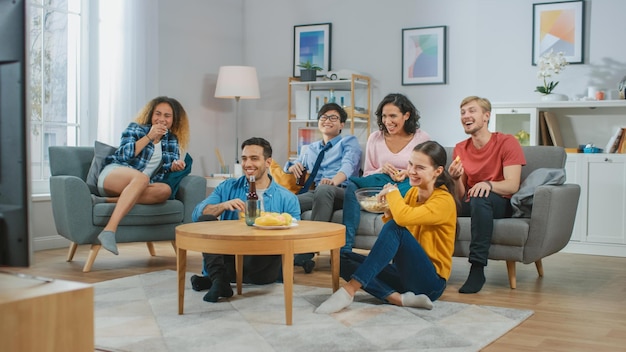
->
[448,96,526,294]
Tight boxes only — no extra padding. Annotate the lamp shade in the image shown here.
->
[214,66,260,99]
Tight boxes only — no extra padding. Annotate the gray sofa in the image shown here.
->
[302,146,581,288]
[49,146,207,272]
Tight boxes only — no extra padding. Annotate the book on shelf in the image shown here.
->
[617,127,626,154]
[543,111,564,147]
[606,127,624,153]
[538,111,553,146]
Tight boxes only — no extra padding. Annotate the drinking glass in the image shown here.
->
[245,199,261,226]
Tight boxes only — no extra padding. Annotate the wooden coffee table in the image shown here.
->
[175,220,345,325]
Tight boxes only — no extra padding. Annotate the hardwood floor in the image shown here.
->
[8,242,626,351]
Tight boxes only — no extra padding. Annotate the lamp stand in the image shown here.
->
[233,96,243,178]
[234,96,240,163]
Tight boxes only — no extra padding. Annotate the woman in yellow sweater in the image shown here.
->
[316,141,458,314]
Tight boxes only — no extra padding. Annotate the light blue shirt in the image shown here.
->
[192,175,301,222]
[285,134,361,187]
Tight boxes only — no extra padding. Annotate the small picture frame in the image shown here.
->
[297,127,321,155]
[532,0,584,65]
[293,23,332,78]
[402,26,447,85]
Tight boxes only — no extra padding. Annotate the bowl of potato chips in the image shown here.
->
[356,187,389,213]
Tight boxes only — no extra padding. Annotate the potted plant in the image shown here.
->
[535,50,568,101]
[297,61,322,82]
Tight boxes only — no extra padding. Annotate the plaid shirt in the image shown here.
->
[105,122,180,182]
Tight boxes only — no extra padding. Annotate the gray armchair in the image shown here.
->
[452,146,581,288]
[49,146,207,272]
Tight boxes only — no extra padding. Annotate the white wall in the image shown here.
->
[154,0,626,173]
[156,0,245,175]
[33,0,626,250]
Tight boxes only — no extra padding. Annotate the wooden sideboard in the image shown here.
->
[0,272,94,351]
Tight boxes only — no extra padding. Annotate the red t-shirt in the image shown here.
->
[453,133,526,198]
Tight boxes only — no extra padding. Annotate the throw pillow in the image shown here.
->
[269,159,301,194]
[162,153,193,199]
[86,141,117,195]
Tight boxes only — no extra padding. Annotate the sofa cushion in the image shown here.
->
[92,200,184,226]
[453,217,529,260]
[86,141,117,195]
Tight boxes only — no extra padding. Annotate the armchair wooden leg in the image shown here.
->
[506,261,517,289]
[170,240,176,253]
[83,244,101,273]
[67,242,78,262]
[147,242,156,256]
[535,259,544,277]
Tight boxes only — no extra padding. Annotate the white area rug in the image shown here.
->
[94,270,532,352]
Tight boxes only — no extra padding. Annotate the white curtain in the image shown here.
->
[97,0,158,145]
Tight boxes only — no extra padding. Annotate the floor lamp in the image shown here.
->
[215,66,260,175]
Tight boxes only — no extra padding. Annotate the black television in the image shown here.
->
[0,0,31,267]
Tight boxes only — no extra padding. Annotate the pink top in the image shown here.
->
[363,129,431,176]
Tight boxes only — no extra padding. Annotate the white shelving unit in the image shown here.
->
[491,100,626,148]
[287,74,371,158]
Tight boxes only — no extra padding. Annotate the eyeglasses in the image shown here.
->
[318,114,340,122]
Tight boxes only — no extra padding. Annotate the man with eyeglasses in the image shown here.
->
[285,103,362,272]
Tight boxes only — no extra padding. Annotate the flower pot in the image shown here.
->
[300,69,317,82]
[541,93,568,101]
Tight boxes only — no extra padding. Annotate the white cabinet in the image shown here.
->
[492,101,626,257]
[565,153,626,257]
[584,154,626,244]
[287,75,371,158]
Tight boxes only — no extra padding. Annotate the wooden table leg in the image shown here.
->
[281,252,294,325]
[235,254,244,295]
[177,247,187,315]
[330,247,340,292]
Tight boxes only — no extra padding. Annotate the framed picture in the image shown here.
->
[293,23,332,78]
[402,26,447,85]
[297,127,321,155]
[532,0,584,65]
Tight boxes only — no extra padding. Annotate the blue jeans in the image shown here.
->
[459,193,512,266]
[340,220,447,302]
[340,181,360,252]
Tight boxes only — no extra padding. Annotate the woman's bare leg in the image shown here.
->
[97,168,171,255]
[101,168,171,232]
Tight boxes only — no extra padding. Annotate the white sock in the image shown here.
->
[315,287,353,314]
[401,292,433,310]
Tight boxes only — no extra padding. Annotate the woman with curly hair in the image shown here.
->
[96,96,190,255]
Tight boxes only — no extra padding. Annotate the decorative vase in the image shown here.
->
[300,69,317,82]
[540,93,568,101]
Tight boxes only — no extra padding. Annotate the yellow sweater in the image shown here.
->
[383,185,457,280]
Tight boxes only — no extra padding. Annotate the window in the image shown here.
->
[28,0,83,194]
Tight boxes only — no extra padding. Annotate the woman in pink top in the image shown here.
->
[341,93,430,251]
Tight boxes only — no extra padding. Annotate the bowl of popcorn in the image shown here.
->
[355,187,389,213]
